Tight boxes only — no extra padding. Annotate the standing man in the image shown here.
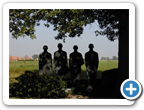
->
[54,43,68,76]
[69,45,84,87]
[85,44,99,84]
[39,45,52,75]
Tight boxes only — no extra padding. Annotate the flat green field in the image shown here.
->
[9,60,118,83]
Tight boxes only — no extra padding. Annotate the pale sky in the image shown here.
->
[9,20,118,59]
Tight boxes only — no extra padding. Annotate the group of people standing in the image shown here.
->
[39,43,99,87]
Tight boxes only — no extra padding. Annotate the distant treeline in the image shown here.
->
[101,56,118,60]
[18,59,34,61]
[18,58,118,61]
[32,54,118,61]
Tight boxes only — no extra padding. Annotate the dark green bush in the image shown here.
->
[9,71,68,98]
[72,79,89,96]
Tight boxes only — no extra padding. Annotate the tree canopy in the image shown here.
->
[9,9,121,42]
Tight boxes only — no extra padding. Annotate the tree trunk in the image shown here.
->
[110,10,129,98]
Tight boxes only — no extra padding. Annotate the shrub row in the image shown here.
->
[18,59,34,61]
[9,71,68,98]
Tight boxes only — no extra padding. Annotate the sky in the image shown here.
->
[9,20,118,59]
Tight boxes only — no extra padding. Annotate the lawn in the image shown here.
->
[9,60,118,83]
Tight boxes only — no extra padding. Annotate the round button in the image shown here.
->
[120,79,142,100]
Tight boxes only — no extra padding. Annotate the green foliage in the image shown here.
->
[101,56,118,60]
[32,54,39,59]
[9,9,51,39]
[9,9,123,41]
[9,61,118,98]
[9,71,67,98]
[72,79,88,96]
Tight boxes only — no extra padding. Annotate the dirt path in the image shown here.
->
[65,94,89,99]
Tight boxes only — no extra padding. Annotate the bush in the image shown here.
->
[101,68,118,86]
[72,68,118,97]
[72,79,89,96]
[9,71,68,98]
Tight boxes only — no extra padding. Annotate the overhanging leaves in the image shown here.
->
[9,9,120,41]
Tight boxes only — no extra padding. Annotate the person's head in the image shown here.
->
[57,43,63,50]
[73,45,78,52]
[89,44,94,50]
[43,45,48,51]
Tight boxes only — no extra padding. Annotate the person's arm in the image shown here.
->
[65,52,68,67]
[96,53,99,68]
[69,54,73,69]
[39,54,42,70]
[50,54,52,65]
[54,52,57,67]
[85,53,88,67]
[80,54,84,66]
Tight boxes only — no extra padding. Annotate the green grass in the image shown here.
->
[9,61,39,83]
[9,61,38,70]
[81,60,118,79]
[81,60,118,72]
[9,60,118,83]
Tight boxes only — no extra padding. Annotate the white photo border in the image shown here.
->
[3,3,135,105]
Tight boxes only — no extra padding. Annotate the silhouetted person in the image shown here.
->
[85,44,99,84]
[69,45,84,87]
[39,45,52,75]
[54,43,68,76]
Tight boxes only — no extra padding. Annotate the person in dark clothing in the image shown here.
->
[85,44,99,84]
[69,45,84,87]
[39,45,52,75]
[54,43,68,76]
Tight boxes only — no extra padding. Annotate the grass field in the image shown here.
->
[9,60,118,83]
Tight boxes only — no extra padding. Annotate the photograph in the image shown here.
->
[9,9,128,99]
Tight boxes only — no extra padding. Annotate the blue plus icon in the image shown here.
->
[123,81,139,97]
[126,83,137,95]
[121,79,142,100]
